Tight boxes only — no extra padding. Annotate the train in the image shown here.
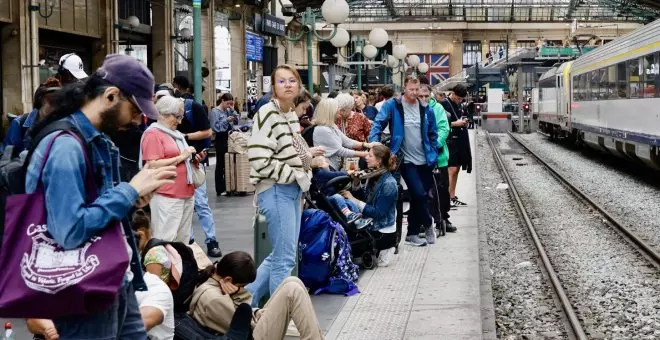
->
[534,19,660,169]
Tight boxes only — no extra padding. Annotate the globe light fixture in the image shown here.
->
[407,54,420,67]
[322,0,350,24]
[393,44,407,60]
[368,28,389,48]
[362,44,378,59]
[127,15,140,28]
[387,55,398,68]
[418,62,429,74]
[331,28,350,48]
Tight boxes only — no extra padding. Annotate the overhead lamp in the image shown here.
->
[393,44,407,60]
[331,27,350,47]
[418,62,429,73]
[127,15,140,28]
[387,55,399,68]
[321,0,350,24]
[368,28,389,48]
[362,44,378,59]
[407,54,420,67]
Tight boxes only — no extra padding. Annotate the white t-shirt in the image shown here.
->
[135,272,175,340]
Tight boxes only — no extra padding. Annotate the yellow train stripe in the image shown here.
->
[572,41,660,75]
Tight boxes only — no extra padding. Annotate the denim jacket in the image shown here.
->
[24,111,146,291]
[4,109,38,155]
[354,171,397,231]
[210,107,239,133]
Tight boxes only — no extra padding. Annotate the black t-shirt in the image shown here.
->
[440,98,466,139]
[177,101,211,152]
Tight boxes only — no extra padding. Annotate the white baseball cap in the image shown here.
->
[59,53,88,79]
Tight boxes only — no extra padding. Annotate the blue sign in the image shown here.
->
[245,31,264,62]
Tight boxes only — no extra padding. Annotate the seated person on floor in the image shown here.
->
[189,251,324,340]
[311,156,371,229]
[341,143,399,267]
[132,209,182,289]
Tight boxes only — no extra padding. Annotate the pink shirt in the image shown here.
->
[141,129,194,199]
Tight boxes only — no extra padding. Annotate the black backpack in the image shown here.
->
[141,239,200,313]
[301,124,316,147]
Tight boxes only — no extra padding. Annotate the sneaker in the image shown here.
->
[353,217,372,230]
[286,320,300,337]
[207,240,223,258]
[346,212,361,225]
[405,235,427,247]
[451,196,468,207]
[424,227,436,244]
[445,219,457,233]
[378,247,395,267]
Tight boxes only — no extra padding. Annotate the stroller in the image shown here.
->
[304,175,379,269]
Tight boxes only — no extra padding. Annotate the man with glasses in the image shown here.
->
[369,76,439,247]
[440,84,472,208]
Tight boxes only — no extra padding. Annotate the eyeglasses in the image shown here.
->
[168,113,184,121]
[125,94,142,117]
[275,79,298,86]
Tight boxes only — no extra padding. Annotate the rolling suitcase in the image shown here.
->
[225,153,255,195]
[225,153,236,193]
[253,212,271,268]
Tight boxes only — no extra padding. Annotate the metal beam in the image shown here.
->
[383,0,398,18]
[566,0,579,18]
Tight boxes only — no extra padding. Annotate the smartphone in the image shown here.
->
[200,148,209,153]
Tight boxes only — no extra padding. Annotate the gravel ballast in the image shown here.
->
[477,133,567,339]
[516,133,660,253]
[491,133,660,340]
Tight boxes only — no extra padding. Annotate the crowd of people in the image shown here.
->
[0,51,472,339]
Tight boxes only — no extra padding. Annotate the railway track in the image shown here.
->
[485,131,660,340]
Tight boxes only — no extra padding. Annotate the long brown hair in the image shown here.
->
[371,143,397,171]
[270,64,302,100]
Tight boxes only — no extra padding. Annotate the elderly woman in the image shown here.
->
[140,96,199,242]
[246,65,324,307]
[312,98,371,170]
[335,93,372,142]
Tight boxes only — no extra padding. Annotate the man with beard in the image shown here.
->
[25,54,176,339]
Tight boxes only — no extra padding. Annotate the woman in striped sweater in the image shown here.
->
[246,65,324,306]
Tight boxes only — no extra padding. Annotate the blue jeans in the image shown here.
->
[190,167,217,244]
[53,284,146,340]
[327,194,361,214]
[246,183,302,307]
[400,163,433,236]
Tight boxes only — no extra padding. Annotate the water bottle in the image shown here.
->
[3,322,13,340]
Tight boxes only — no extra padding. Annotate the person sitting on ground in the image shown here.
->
[190,251,324,340]
[132,209,182,289]
[341,143,399,267]
[311,156,372,229]
[135,271,175,340]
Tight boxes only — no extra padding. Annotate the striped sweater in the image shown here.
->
[248,101,311,194]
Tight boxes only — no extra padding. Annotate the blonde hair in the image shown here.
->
[271,64,302,100]
[312,98,339,127]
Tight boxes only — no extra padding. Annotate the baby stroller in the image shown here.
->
[305,176,379,269]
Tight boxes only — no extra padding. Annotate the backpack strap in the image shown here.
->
[184,99,195,129]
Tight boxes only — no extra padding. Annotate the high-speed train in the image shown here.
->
[535,19,660,169]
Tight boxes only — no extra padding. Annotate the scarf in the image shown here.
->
[138,122,193,184]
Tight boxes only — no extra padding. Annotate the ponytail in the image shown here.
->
[387,154,398,171]
[197,263,217,285]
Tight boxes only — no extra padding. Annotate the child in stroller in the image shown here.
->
[311,156,372,229]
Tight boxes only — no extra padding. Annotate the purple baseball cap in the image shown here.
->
[97,54,158,120]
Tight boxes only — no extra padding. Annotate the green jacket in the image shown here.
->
[429,97,450,167]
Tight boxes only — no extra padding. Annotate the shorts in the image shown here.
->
[447,139,465,167]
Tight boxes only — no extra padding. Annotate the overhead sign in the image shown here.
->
[262,14,286,36]
[245,31,264,63]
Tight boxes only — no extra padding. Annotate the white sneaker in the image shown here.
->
[286,320,300,337]
[378,247,395,267]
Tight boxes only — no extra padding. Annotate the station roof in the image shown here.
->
[295,0,660,23]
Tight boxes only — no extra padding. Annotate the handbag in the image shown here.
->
[191,163,206,188]
[0,131,129,318]
[284,117,312,171]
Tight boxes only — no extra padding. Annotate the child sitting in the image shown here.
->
[312,156,371,229]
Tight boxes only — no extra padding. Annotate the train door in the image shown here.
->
[556,74,563,119]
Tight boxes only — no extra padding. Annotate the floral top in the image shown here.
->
[143,245,172,283]
[335,112,372,143]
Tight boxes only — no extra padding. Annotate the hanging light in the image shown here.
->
[362,44,378,59]
[418,62,429,73]
[407,54,420,67]
[321,0,350,24]
[368,28,389,48]
[127,15,140,28]
[387,55,399,68]
[330,28,350,48]
[393,44,407,60]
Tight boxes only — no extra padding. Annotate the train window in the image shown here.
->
[573,76,580,101]
[579,73,588,101]
[603,66,617,100]
[598,68,608,99]
[617,62,628,98]
[642,53,658,98]
[628,58,641,98]
[590,70,600,100]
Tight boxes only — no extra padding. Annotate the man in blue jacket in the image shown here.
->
[369,76,439,246]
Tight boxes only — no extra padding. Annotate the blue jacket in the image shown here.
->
[25,111,146,291]
[354,171,397,231]
[368,97,439,167]
[4,109,38,155]
[312,168,348,196]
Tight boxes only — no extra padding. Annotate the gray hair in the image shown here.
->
[335,93,354,111]
[155,96,183,116]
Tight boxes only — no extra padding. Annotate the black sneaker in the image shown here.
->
[189,239,195,245]
[207,240,223,258]
[445,219,457,233]
[451,196,468,207]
